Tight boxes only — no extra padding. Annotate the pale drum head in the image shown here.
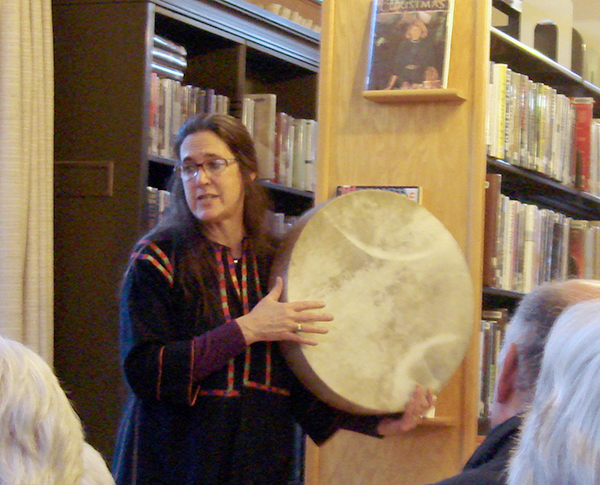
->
[271,189,474,415]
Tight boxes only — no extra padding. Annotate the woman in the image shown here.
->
[112,114,433,484]
[507,298,600,485]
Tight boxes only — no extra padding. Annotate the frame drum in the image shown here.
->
[271,189,474,414]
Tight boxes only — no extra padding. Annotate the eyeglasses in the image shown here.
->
[176,158,237,181]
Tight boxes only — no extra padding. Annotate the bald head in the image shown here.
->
[490,279,600,426]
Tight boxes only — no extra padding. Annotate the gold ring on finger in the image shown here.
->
[296,323,303,333]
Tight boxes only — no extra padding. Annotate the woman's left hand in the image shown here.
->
[376,384,437,435]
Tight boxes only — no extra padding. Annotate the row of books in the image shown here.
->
[149,35,316,193]
[145,187,172,230]
[486,61,600,196]
[478,308,509,435]
[145,186,299,236]
[483,173,600,294]
[242,94,317,192]
[149,74,231,159]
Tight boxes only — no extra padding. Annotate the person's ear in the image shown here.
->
[496,343,519,403]
[250,172,257,181]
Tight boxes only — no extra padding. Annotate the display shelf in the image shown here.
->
[422,416,459,428]
[363,88,466,104]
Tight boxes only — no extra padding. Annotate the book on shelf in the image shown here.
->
[271,211,299,238]
[584,221,598,279]
[499,198,519,291]
[300,119,317,193]
[568,219,588,279]
[152,35,187,81]
[487,192,599,292]
[482,173,502,288]
[152,46,187,73]
[521,203,541,294]
[570,97,595,193]
[291,118,306,190]
[149,75,230,158]
[505,70,522,166]
[486,62,588,189]
[243,94,277,181]
[273,112,289,186]
[242,97,255,137]
[364,0,454,91]
[590,119,600,196]
[151,61,185,81]
[145,187,172,229]
[591,221,600,280]
[549,212,567,283]
[478,308,509,436]
[336,185,421,203]
[240,98,317,191]
[488,62,509,161]
[285,117,296,188]
[153,35,187,58]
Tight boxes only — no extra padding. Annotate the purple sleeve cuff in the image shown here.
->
[192,320,247,381]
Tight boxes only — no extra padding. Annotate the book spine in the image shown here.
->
[153,35,187,57]
[494,63,508,160]
[483,173,502,287]
[245,94,277,180]
[303,119,317,192]
[291,118,306,190]
[568,219,589,278]
[570,97,594,192]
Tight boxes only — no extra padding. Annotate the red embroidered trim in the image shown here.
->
[245,381,290,396]
[189,340,196,405]
[133,241,174,286]
[156,346,164,401]
[199,389,241,397]
[202,242,288,398]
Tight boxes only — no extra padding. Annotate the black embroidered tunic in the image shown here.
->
[112,238,377,485]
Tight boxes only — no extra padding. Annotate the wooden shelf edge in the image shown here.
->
[420,416,458,428]
[362,88,466,104]
[260,180,315,199]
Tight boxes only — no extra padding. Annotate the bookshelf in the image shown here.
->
[480,0,600,436]
[490,27,600,117]
[484,14,600,304]
[53,0,319,460]
[312,0,598,482]
[309,0,489,483]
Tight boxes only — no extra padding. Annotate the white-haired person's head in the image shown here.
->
[490,279,600,427]
[0,336,114,485]
[507,298,600,485]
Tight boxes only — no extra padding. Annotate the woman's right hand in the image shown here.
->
[236,277,332,346]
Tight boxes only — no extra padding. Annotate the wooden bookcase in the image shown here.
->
[480,4,600,396]
[479,2,600,435]
[312,0,600,484]
[52,0,318,460]
[309,0,489,483]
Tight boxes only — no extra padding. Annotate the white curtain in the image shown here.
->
[0,0,54,361]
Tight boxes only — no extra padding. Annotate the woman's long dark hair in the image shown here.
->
[129,113,279,326]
